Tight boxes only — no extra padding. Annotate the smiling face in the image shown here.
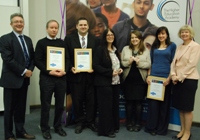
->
[131,33,141,47]
[88,0,101,9]
[180,29,191,42]
[46,21,59,38]
[106,30,114,43]
[158,30,168,43]
[133,0,154,18]
[76,19,89,36]
[10,16,24,34]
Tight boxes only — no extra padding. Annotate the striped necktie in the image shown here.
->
[81,37,86,48]
[19,35,30,67]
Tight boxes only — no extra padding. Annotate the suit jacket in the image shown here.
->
[64,32,98,83]
[121,46,151,82]
[93,46,120,86]
[171,40,200,82]
[0,32,34,88]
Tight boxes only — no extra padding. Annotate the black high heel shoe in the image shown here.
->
[172,135,182,139]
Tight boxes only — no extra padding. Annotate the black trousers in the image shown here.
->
[96,85,120,136]
[40,75,66,132]
[3,80,28,139]
[145,83,171,135]
[70,76,95,126]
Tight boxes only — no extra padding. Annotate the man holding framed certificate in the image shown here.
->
[64,17,98,134]
[35,20,70,139]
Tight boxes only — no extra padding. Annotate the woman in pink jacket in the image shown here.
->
[171,25,200,140]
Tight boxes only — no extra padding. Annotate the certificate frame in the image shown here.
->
[46,46,65,71]
[147,76,166,101]
[74,48,92,72]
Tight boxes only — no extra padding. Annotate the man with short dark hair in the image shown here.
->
[64,17,98,134]
[0,13,35,140]
[112,0,154,53]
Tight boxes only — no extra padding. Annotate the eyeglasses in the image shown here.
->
[107,34,114,37]
[12,20,24,24]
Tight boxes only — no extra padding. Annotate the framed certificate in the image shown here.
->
[74,48,92,72]
[47,46,65,71]
[147,76,166,101]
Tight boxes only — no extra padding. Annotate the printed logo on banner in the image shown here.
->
[157,0,180,22]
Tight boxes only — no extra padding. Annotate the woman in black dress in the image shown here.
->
[121,30,151,132]
[93,28,123,138]
[171,25,200,140]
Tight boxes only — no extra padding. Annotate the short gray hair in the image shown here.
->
[10,13,24,22]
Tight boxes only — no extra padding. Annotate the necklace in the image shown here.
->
[132,50,138,57]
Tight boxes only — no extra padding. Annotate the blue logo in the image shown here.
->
[150,92,156,96]
[50,63,56,67]
[78,64,84,68]
[157,0,180,22]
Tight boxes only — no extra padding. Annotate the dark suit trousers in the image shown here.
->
[3,79,28,139]
[70,75,95,126]
[39,75,66,132]
[145,83,171,135]
[96,85,120,136]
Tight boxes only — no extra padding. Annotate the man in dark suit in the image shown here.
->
[0,13,35,140]
[64,17,98,134]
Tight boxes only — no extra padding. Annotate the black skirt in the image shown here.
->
[172,79,198,111]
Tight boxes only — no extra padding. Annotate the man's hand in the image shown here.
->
[71,67,80,74]
[24,70,32,78]
[49,69,66,77]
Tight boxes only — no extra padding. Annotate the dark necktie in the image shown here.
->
[81,37,86,48]
[19,35,30,67]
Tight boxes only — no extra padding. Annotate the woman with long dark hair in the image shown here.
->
[93,28,123,138]
[121,30,151,132]
[145,26,176,136]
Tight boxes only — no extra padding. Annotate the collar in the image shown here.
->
[47,35,57,40]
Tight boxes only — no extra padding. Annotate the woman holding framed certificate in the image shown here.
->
[121,30,151,132]
[93,28,123,138]
[145,26,176,136]
[171,25,200,140]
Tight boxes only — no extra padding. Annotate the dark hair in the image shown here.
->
[95,13,108,28]
[66,0,96,35]
[152,26,171,49]
[134,0,154,4]
[143,25,158,40]
[46,20,59,28]
[101,28,116,59]
[76,17,88,25]
[129,30,145,55]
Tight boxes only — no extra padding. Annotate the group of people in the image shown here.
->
[0,1,200,140]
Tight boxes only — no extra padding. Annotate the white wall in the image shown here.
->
[28,0,66,105]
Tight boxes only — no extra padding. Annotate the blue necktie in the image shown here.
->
[19,35,30,67]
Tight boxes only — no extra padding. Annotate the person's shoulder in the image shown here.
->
[190,40,200,46]
[0,32,13,38]
[113,18,130,29]
[93,6,101,13]
[119,10,129,18]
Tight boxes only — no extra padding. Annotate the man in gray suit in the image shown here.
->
[0,13,35,140]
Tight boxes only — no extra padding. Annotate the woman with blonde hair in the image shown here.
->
[171,25,200,140]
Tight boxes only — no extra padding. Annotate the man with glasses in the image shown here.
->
[0,13,35,140]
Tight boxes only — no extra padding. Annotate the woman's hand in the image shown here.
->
[163,78,170,86]
[146,76,151,85]
[118,68,123,75]
[129,56,135,64]
[172,75,178,85]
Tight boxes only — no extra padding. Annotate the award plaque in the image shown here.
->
[74,48,92,72]
[47,46,65,71]
[147,76,166,101]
